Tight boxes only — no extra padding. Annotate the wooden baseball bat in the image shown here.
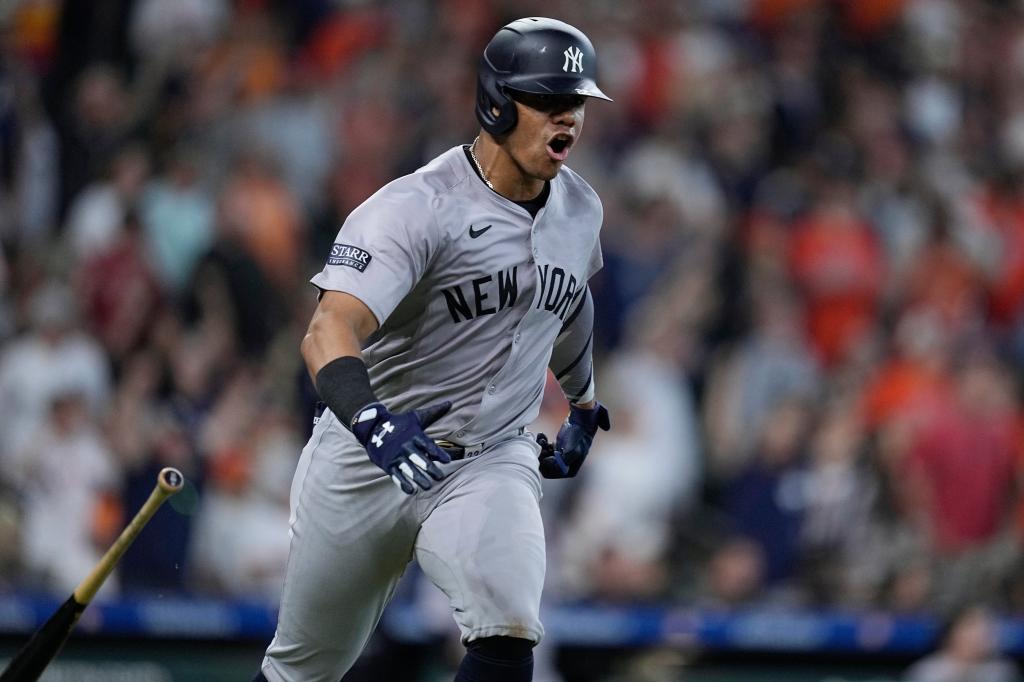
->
[0,467,185,681]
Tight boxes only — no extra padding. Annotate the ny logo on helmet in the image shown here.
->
[563,45,583,73]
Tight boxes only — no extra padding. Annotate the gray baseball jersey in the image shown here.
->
[310,145,603,444]
[260,146,603,682]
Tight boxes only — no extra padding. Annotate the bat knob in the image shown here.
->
[159,467,185,494]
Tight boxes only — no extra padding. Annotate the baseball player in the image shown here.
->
[253,17,611,682]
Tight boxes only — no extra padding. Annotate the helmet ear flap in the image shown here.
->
[476,70,517,136]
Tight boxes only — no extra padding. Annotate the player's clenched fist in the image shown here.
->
[351,402,453,494]
[536,402,610,478]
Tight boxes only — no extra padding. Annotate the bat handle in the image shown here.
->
[72,467,184,605]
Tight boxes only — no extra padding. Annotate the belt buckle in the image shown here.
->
[462,444,485,459]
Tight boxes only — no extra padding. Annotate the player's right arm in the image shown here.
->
[300,290,377,378]
[306,177,453,493]
[303,290,453,494]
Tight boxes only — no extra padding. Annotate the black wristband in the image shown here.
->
[314,356,380,429]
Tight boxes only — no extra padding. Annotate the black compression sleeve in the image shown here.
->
[314,356,380,429]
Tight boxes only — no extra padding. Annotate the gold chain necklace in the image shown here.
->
[469,136,495,191]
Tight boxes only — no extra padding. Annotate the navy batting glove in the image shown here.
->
[351,401,453,494]
[537,402,611,479]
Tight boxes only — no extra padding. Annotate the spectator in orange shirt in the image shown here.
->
[861,308,952,435]
[218,149,303,292]
[788,173,884,366]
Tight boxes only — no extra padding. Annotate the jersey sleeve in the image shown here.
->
[550,286,595,404]
[310,185,441,325]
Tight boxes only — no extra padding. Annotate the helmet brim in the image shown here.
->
[505,76,613,102]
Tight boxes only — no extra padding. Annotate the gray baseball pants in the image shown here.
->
[259,413,546,682]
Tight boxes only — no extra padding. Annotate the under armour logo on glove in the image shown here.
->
[536,402,610,479]
[371,421,395,447]
[352,402,453,494]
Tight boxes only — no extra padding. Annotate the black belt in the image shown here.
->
[436,427,526,460]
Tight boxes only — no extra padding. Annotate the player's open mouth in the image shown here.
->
[546,133,574,161]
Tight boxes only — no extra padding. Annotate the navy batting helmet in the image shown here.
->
[476,17,612,137]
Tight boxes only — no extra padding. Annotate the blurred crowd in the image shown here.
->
[4,0,1024,643]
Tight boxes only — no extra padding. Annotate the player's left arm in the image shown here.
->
[550,286,596,405]
[539,286,610,478]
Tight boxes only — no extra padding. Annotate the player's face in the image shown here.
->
[506,92,586,181]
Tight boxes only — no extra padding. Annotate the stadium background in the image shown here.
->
[1,0,1024,679]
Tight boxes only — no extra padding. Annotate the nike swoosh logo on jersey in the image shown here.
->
[469,224,493,238]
